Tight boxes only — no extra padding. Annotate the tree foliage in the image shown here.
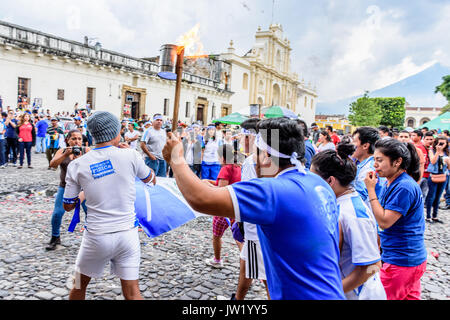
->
[348,92,382,127]
[440,103,450,115]
[373,97,406,128]
[435,75,450,102]
[349,93,406,128]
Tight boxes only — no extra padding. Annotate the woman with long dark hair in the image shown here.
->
[364,138,427,300]
[16,113,36,169]
[311,143,386,300]
[425,136,449,223]
[317,130,335,152]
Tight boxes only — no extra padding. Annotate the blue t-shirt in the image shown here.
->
[228,168,345,300]
[378,172,427,267]
[0,120,5,140]
[5,119,18,138]
[36,120,49,138]
[304,140,316,170]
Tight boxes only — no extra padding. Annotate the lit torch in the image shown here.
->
[158,24,206,132]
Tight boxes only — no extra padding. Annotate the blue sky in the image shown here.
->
[1,0,449,102]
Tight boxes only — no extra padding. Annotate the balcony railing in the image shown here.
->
[0,20,225,91]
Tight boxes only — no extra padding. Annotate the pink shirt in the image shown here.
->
[19,122,33,142]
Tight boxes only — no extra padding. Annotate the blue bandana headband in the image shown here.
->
[153,115,163,120]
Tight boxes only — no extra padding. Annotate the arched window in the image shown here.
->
[406,118,415,128]
[276,50,281,70]
[420,118,430,125]
[242,73,249,90]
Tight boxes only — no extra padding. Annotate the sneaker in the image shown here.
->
[28,166,33,169]
[432,218,444,224]
[45,236,61,251]
[205,257,224,268]
[426,218,433,223]
[12,163,17,167]
[0,165,5,169]
[17,166,23,169]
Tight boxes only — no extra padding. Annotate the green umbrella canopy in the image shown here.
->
[261,106,298,119]
[419,112,450,131]
[212,112,249,125]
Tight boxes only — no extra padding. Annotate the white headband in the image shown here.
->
[255,133,306,174]
[241,128,257,136]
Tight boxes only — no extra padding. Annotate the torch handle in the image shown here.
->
[172,47,185,132]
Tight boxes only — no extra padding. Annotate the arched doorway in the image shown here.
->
[272,84,280,106]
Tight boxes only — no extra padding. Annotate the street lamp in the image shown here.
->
[94,42,102,58]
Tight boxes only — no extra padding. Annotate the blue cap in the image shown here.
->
[74,116,82,121]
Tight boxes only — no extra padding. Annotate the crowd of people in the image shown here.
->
[1,103,448,300]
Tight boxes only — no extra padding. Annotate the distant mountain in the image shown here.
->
[316,63,450,115]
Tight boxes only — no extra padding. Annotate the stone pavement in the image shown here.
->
[0,152,448,300]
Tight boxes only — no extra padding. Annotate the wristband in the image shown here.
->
[143,171,155,185]
[148,171,155,183]
[369,198,378,202]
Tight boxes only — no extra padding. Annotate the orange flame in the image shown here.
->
[176,24,206,58]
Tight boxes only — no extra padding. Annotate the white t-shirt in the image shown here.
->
[63,146,151,234]
[241,154,259,241]
[337,191,386,300]
[318,142,336,152]
[185,141,194,166]
[125,130,140,149]
[202,139,220,163]
[140,127,167,160]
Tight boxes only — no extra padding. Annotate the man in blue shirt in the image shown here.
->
[352,127,385,206]
[163,117,345,300]
[4,110,18,166]
[35,114,49,154]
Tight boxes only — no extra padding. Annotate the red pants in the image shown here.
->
[212,217,235,237]
[380,260,427,300]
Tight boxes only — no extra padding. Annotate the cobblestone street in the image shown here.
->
[0,153,448,300]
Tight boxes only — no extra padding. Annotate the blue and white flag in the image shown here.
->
[134,177,205,238]
[68,177,205,237]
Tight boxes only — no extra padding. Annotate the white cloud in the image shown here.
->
[372,56,436,90]
[1,0,449,105]
[317,3,450,102]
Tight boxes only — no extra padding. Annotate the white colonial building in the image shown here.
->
[0,21,318,124]
[404,102,441,128]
